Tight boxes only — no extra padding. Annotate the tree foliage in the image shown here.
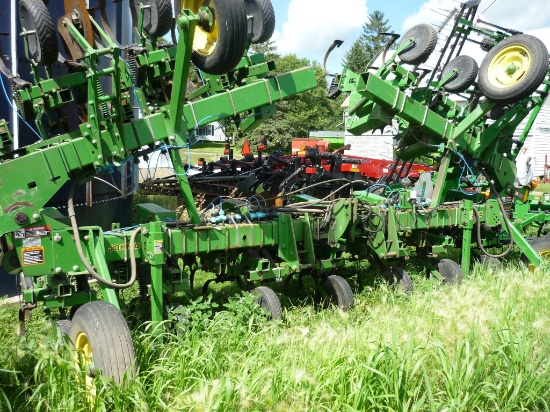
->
[342,10,393,74]
[230,54,345,153]
[249,40,279,62]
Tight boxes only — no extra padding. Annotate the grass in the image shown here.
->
[2,184,550,410]
[1,262,550,411]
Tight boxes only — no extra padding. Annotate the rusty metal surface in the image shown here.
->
[59,0,94,60]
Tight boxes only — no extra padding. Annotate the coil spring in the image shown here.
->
[95,79,110,118]
[127,55,138,86]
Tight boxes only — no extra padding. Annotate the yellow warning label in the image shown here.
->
[21,246,45,266]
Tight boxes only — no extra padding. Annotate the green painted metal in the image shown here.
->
[4,1,550,342]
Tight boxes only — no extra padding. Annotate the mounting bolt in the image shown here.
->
[92,139,97,144]
[32,213,40,220]
[84,235,89,240]
[55,267,62,273]
[142,228,148,235]
[169,136,175,141]
[14,212,28,225]
[72,265,79,271]
[54,233,62,242]
[98,155,103,160]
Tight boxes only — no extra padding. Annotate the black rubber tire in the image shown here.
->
[478,34,549,104]
[523,235,550,266]
[480,36,494,52]
[381,267,414,294]
[244,0,275,44]
[441,55,479,92]
[486,103,506,120]
[251,286,282,320]
[69,301,136,385]
[478,254,501,270]
[133,0,173,38]
[187,0,248,74]
[55,319,71,338]
[322,275,354,311]
[19,0,58,66]
[398,24,437,66]
[437,259,464,285]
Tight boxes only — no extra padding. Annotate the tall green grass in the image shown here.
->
[1,264,550,411]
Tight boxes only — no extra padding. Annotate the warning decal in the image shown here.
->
[14,226,51,239]
[154,240,163,254]
[21,246,45,266]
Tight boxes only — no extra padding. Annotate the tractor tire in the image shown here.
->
[55,319,71,338]
[251,286,282,320]
[437,259,464,285]
[398,24,437,66]
[19,0,58,66]
[183,0,248,74]
[486,103,506,120]
[478,34,549,104]
[69,301,136,385]
[478,254,501,270]
[322,275,354,311]
[381,266,414,294]
[441,55,479,93]
[244,0,275,44]
[523,235,550,268]
[133,0,173,38]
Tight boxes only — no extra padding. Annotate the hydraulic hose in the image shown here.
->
[68,182,141,289]
[474,170,514,258]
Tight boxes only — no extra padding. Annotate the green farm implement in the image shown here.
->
[0,0,549,385]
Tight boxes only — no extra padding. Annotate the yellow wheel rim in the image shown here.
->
[74,331,95,390]
[182,0,219,57]
[488,44,531,88]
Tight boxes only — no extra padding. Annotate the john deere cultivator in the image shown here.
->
[0,0,549,385]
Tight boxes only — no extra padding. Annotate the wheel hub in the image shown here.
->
[488,44,531,88]
[198,6,214,33]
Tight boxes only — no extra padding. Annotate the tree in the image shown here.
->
[342,10,393,74]
[230,54,345,153]
[249,39,280,62]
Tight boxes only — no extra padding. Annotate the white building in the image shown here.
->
[343,10,550,175]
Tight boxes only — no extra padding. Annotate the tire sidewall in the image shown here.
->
[191,0,248,74]
[478,34,549,103]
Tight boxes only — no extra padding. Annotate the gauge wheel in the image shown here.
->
[441,55,479,92]
[19,0,59,66]
[523,235,550,269]
[244,0,275,44]
[251,286,283,320]
[183,0,248,74]
[478,34,549,104]
[478,254,501,271]
[133,0,173,38]
[322,275,354,311]
[69,301,136,385]
[398,24,437,66]
[381,266,414,294]
[437,259,464,285]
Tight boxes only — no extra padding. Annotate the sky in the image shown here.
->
[271,0,550,74]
